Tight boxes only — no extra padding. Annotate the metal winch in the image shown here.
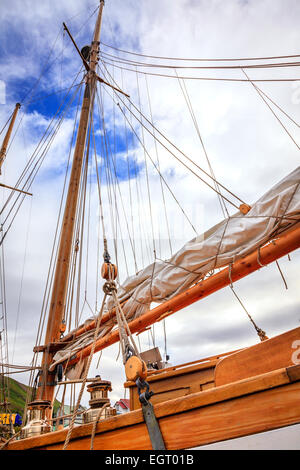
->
[21,400,52,439]
[83,376,116,424]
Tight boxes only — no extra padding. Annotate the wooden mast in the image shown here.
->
[36,0,105,408]
[0,102,21,174]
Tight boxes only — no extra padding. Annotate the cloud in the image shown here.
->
[0,1,299,447]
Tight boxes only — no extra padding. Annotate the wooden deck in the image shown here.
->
[6,327,300,450]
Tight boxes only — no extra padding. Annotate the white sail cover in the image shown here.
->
[105,166,300,318]
[51,167,300,371]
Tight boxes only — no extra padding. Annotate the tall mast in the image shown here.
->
[36,0,105,406]
[0,102,21,174]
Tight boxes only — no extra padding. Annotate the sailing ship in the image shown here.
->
[0,0,300,450]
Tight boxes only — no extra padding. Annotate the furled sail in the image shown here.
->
[105,166,300,317]
[51,167,300,371]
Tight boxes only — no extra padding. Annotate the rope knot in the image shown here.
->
[102,280,117,296]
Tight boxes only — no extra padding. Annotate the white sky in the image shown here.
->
[0,0,299,449]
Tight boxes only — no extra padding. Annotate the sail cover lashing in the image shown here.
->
[50,167,300,372]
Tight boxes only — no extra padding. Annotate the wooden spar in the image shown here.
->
[0,182,32,196]
[0,103,21,174]
[61,224,300,345]
[61,305,119,344]
[36,0,105,407]
[64,223,300,369]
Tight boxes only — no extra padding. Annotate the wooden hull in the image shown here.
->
[6,327,300,450]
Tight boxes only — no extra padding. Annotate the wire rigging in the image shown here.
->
[100,58,300,83]
[100,63,244,211]
[241,69,300,151]
[100,51,300,71]
[174,69,230,219]
[100,42,300,63]
[101,61,249,205]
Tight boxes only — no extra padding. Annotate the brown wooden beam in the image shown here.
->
[0,103,21,173]
[65,224,300,369]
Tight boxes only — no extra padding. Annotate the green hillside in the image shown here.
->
[1,377,60,417]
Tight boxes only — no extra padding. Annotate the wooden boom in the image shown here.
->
[64,223,300,370]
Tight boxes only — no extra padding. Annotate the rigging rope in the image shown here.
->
[230,286,268,342]
[0,75,84,246]
[101,59,300,82]
[62,293,107,450]
[135,68,157,258]
[114,99,198,234]
[114,92,242,211]
[24,82,84,411]
[96,85,139,272]
[174,69,230,219]
[100,61,248,208]
[100,42,300,63]
[144,74,173,256]
[241,69,300,151]
[100,52,300,70]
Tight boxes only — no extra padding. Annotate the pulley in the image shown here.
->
[239,203,251,215]
[59,320,66,335]
[125,355,147,382]
[81,45,91,61]
[101,262,118,280]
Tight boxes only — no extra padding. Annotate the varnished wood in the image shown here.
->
[126,349,240,410]
[0,182,32,196]
[0,103,21,173]
[6,365,300,450]
[215,326,300,386]
[126,358,218,410]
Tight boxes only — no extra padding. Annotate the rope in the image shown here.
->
[100,42,300,62]
[135,68,156,257]
[0,430,21,450]
[11,197,32,364]
[90,402,110,450]
[113,97,198,234]
[100,61,246,208]
[0,77,84,246]
[0,109,15,137]
[101,59,300,82]
[62,293,107,450]
[250,86,299,129]
[108,285,141,363]
[24,82,84,410]
[144,74,173,256]
[275,260,288,290]
[96,86,138,274]
[121,69,138,265]
[230,286,268,342]
[174,69,230,219]
[100,51,300,70]
[241,69,300,151]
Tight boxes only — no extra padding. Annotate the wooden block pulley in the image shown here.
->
[125,356,147,382]
[101,262,118,280]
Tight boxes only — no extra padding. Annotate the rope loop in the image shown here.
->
[102,280,117,295]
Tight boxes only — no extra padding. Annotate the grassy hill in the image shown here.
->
[1,377,60,417]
